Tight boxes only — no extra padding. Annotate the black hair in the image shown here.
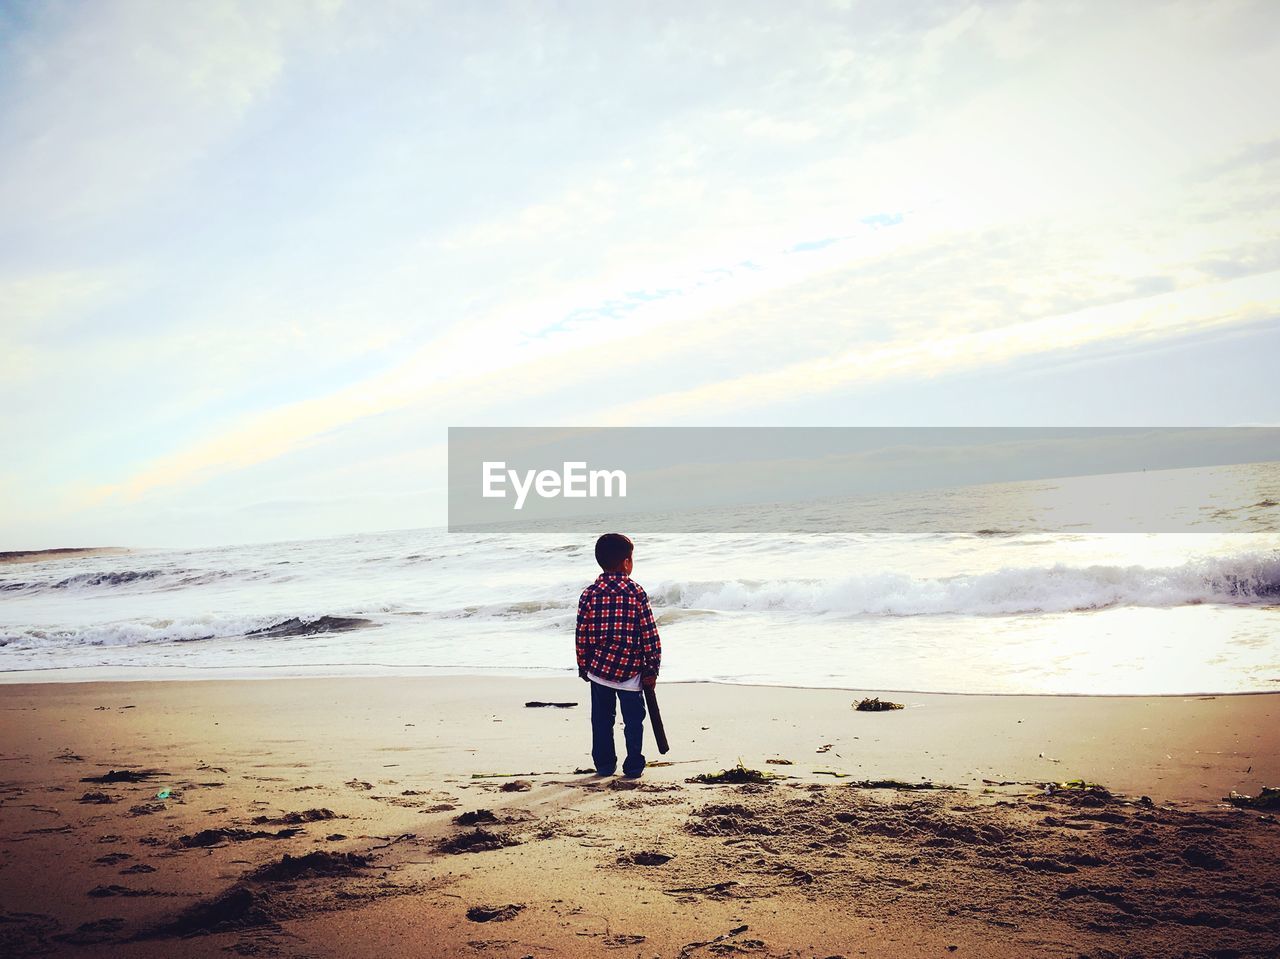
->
[594,532,634,571]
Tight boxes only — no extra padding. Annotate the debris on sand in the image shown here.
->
[79,791,118,804]
[129,803,167,817]
[176,827,303,848]
[80,769,169,784]
[500,780,532,792]
[610,777,683,792]
[850,779,938,791]
[765,758,793,765]
[524,701,577,708]
[623,851,672,866]
[855,697,904,711]
[678,924,752,958]
[471,771,546,779]
[1225,786,1280,810]
[250,851,370,882]
[438,828,520,855]
[688,763,779,785]
[664,881,739,897]
[251,808,339,825]
[466,903,525,922]
[454,809,499,826]
[1043,780,1114,805]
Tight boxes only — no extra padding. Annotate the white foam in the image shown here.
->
[649,551,1280,616]
[2,613,288,650]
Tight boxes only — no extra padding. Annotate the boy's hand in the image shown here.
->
[578,667,589,682]
[642,674,657,689]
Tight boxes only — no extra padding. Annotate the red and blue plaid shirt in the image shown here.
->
[575,571,662,683]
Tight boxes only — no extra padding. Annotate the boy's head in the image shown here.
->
[594,532,634,574]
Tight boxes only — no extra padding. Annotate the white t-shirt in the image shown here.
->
[588,670,642,692]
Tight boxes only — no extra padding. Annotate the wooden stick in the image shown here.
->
[643,685,670,754]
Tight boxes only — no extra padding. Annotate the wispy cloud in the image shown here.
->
[597,271,1280,423]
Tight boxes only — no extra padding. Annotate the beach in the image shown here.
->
[2,676,1278,958]
[5,0,1280,955]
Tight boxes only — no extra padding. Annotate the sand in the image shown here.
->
[1,676,1277,957]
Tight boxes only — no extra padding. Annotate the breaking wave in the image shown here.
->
[0,568,246,594]
[0,613,377,652]
[649,551,1280,617]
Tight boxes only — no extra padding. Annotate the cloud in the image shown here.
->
[0,0,334,240]
[4,0,1280,546]
[595,272,1280,423]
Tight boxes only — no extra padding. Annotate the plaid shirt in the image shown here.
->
[575,571,661,683]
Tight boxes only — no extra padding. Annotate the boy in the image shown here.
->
[575,532,661,778]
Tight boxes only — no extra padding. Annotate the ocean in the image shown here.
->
[2,463,1277,695]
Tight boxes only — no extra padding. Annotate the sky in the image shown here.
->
[1,0,1278,549]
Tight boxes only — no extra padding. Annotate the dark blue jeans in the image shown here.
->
[590,680,647,777]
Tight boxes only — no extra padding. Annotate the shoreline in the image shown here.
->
[2,664,1279,699]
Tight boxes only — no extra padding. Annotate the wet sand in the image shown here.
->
[1,677,1277,957]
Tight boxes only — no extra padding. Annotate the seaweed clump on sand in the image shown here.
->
[687,763,779,785]
[80,769,169,784]
[855,697,904,712]
[438,828,519,854]
[176,827,303,848]
[1047,779,1111,796]
[251,851,370,882]
[1043,780,1115,806]
[466,903,525,922]
[623,850,673,866]
[251,808,339,825]
[850,779,938,791]
[1225,787,1280,810]
[454,809,499,826]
